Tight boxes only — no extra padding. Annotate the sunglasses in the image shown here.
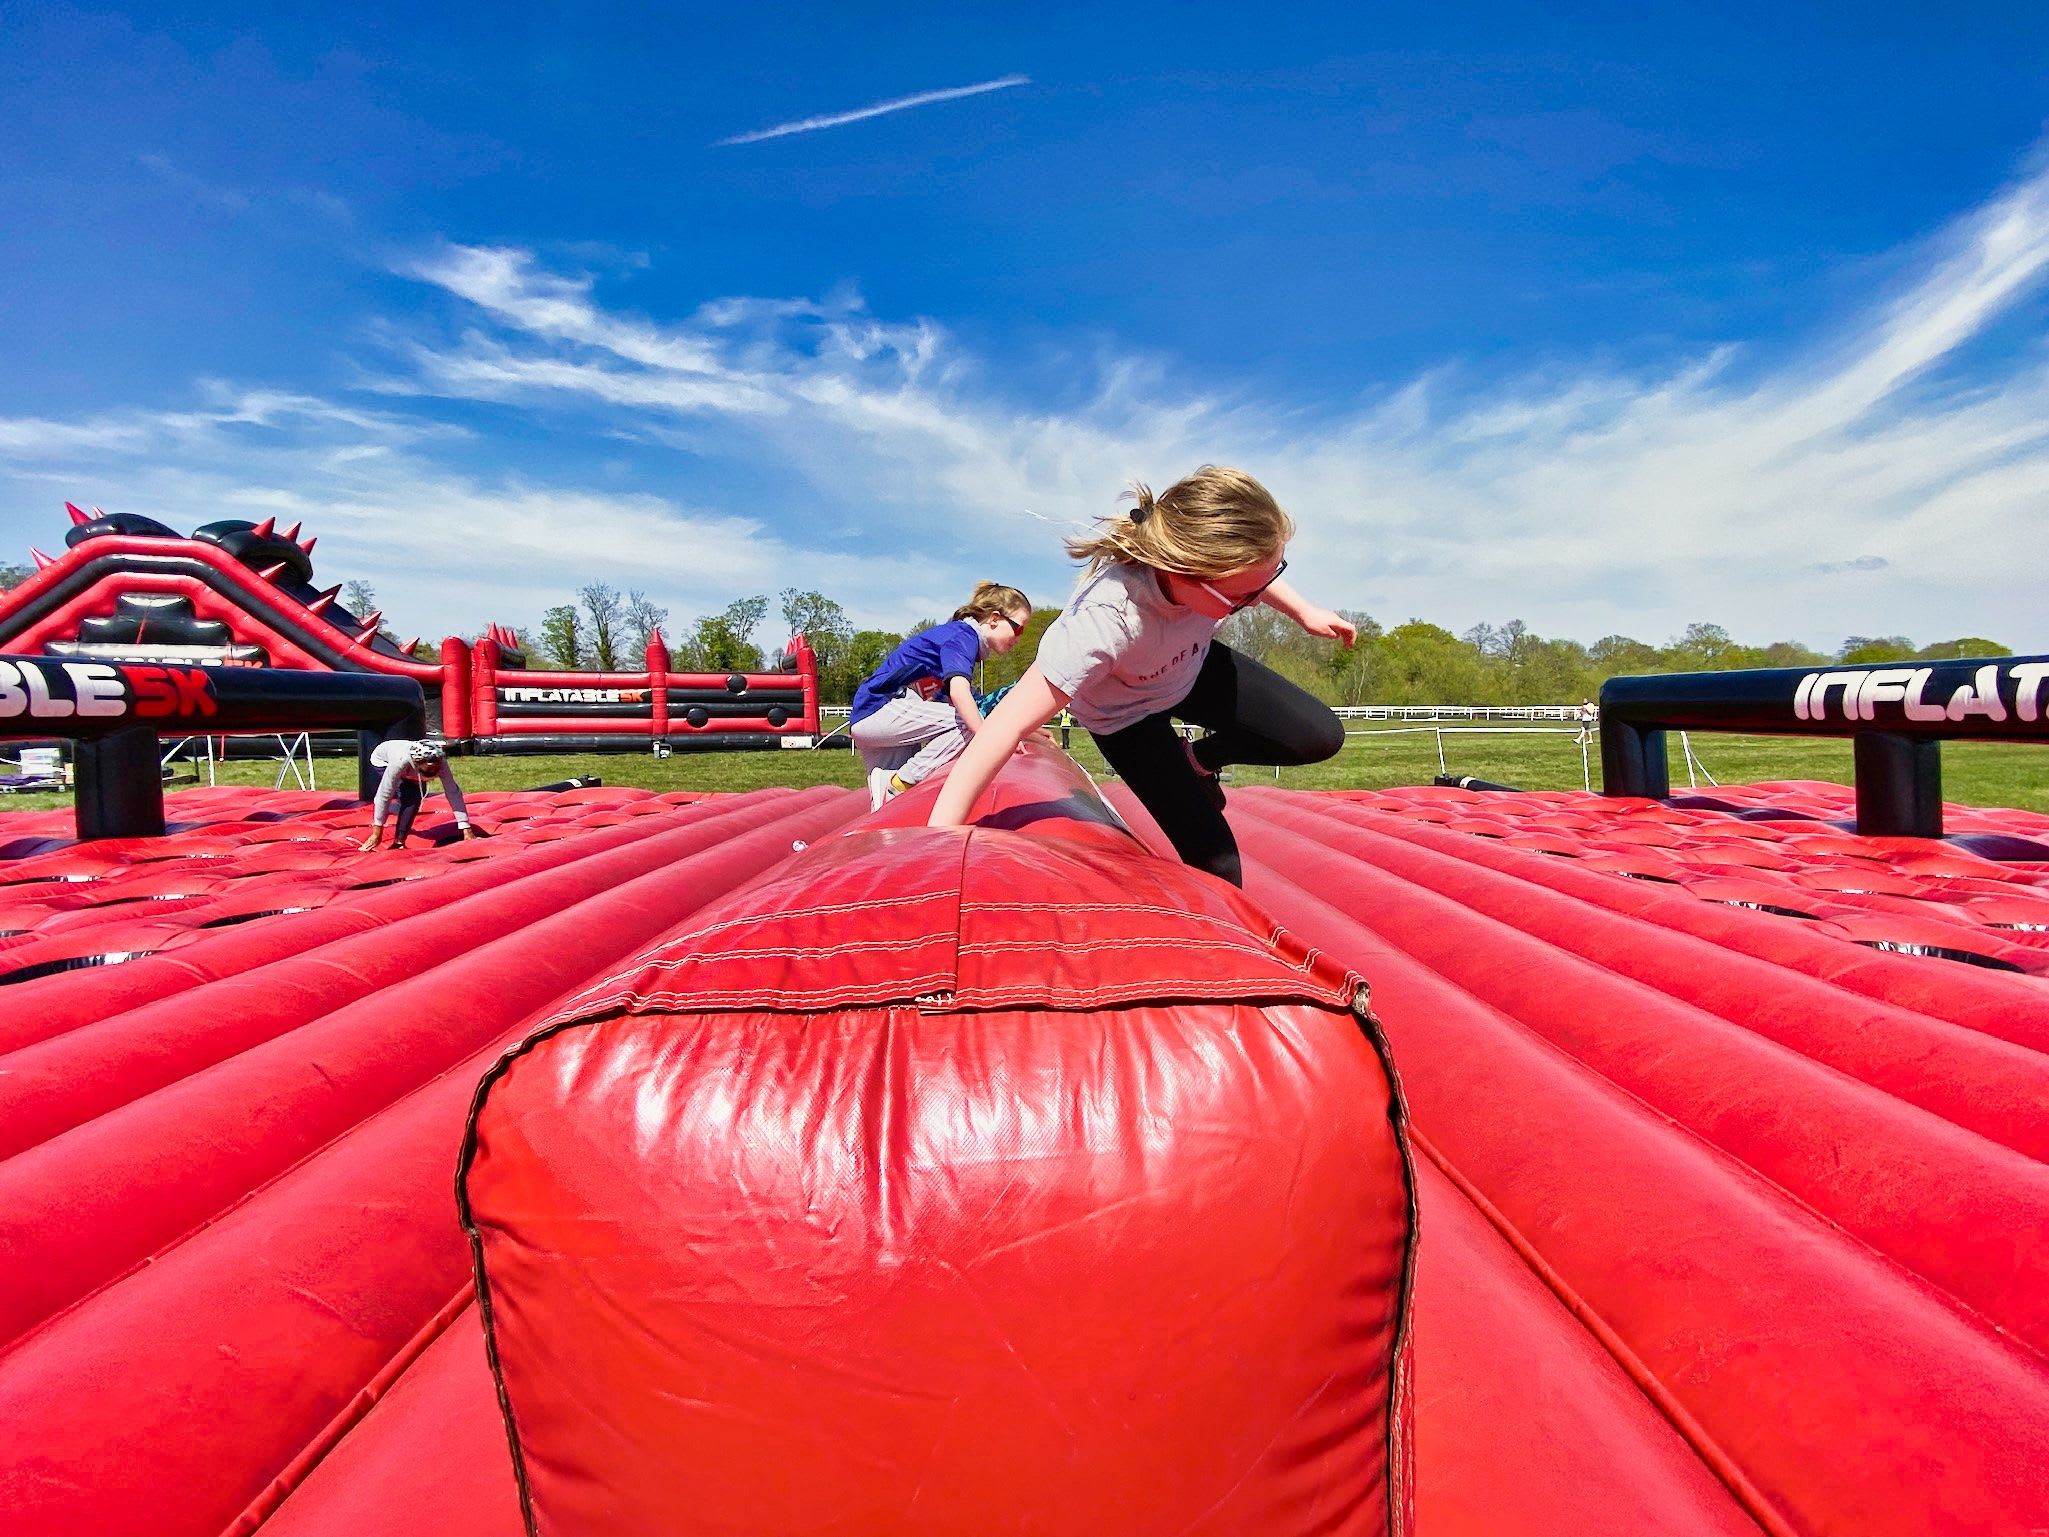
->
[1193,559,1288,614]
[995,612,1026,636]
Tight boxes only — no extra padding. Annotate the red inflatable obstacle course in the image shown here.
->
[0,505,819,752]
[3,672,2048,1537]
[462,745,1418,1536]
[0,780,865,1537]
[470,627,818,754]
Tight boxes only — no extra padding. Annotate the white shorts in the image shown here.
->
[851,693,968,785]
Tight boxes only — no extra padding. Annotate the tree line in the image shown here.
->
[0,561,2011,706]
[516,584,907,702]
[981,609,2014,708]
[1213,614,2015,708]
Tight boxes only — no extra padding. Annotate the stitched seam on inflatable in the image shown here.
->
[1407,1127,1802,1537]
[956,933,1277,956]
[666,886,958,944]
[621,931,957,965]
[1351,990,1422,1537]
[456,1021,570,1537]
[217,1282,477,1537]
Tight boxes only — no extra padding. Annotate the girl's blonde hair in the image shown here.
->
[952,580,1031,623]
[1065,465,1294,578]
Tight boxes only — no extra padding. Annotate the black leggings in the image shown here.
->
[392,778,424,844]
[1090,642,1343,886]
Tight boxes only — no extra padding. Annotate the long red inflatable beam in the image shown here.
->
[460,745,1420,1536]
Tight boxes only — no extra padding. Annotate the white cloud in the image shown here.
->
[9,153,2049,654]
[0,384,966,641]
[380,159,2049,650]
[716,74,1029,146]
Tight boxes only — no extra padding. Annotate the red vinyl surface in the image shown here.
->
[2,766,2045,1536]
[462,747,1418,1536]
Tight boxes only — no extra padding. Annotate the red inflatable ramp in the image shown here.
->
[461,749,1417,1536]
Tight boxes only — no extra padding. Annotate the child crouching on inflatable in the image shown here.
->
[360,739,488,851]
[928,467,1354,886]
[851,582,1032,810]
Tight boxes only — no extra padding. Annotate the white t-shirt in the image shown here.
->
[1034,562,1224,734]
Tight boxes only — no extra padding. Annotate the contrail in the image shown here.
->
[717,74,1029,146]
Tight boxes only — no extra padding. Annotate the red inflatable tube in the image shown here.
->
[1221,854,2049,1537]
[0,794,784,1054]
[1231,804,2049,1356]
[258,1305,522,1537]
[0,793,858,1346]
[471,636,499,735]
[0,792,837,1160]
[261,1171,1770,1537]
[0,1038,504,1537]
[439,635,473,741]
[1239,791,2049,1162]
[0,797,857,1537]
[461,747,1418,1537]
[1406,1159,1763,1537]
[1313,793,2049,1050]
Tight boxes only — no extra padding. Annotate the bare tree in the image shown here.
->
[623,589,670,659]
[579,582,623,672]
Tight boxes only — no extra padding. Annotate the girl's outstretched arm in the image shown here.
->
[1259,576,1357,648]
[947,674,987,735]
[928,666,1069,827]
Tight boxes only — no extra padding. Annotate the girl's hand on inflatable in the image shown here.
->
[463,825,491,840]
[358,831,383,852]
[1298,606,1357,648]
[930,667,1069,827]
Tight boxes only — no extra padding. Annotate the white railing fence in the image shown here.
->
[820,703,1584,722]
[820,703,1606,790]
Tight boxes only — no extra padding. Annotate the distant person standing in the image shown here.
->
[360,739,486,850]
[1575,698,1599,745]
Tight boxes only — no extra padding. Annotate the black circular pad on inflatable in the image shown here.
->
[725,674,747,695]
[64,512,178,549]
[685,707,710,728]
[766,705,789,726]
[192,520,315,585]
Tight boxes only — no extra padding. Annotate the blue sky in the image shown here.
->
[4,2,2049,651]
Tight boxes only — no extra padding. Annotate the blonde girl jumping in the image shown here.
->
[927,468,1354,885]
[850,581,1032,809]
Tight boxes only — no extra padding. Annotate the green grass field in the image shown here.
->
[4,728,2042,817]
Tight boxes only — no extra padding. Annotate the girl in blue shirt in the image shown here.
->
[851,581,1031,808]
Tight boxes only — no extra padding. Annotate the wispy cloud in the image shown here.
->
[375,153,2049,649]
[716,74,1029,146]
[0,383,975,640]
[138,152,353,225]
[11,150,2049,653]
